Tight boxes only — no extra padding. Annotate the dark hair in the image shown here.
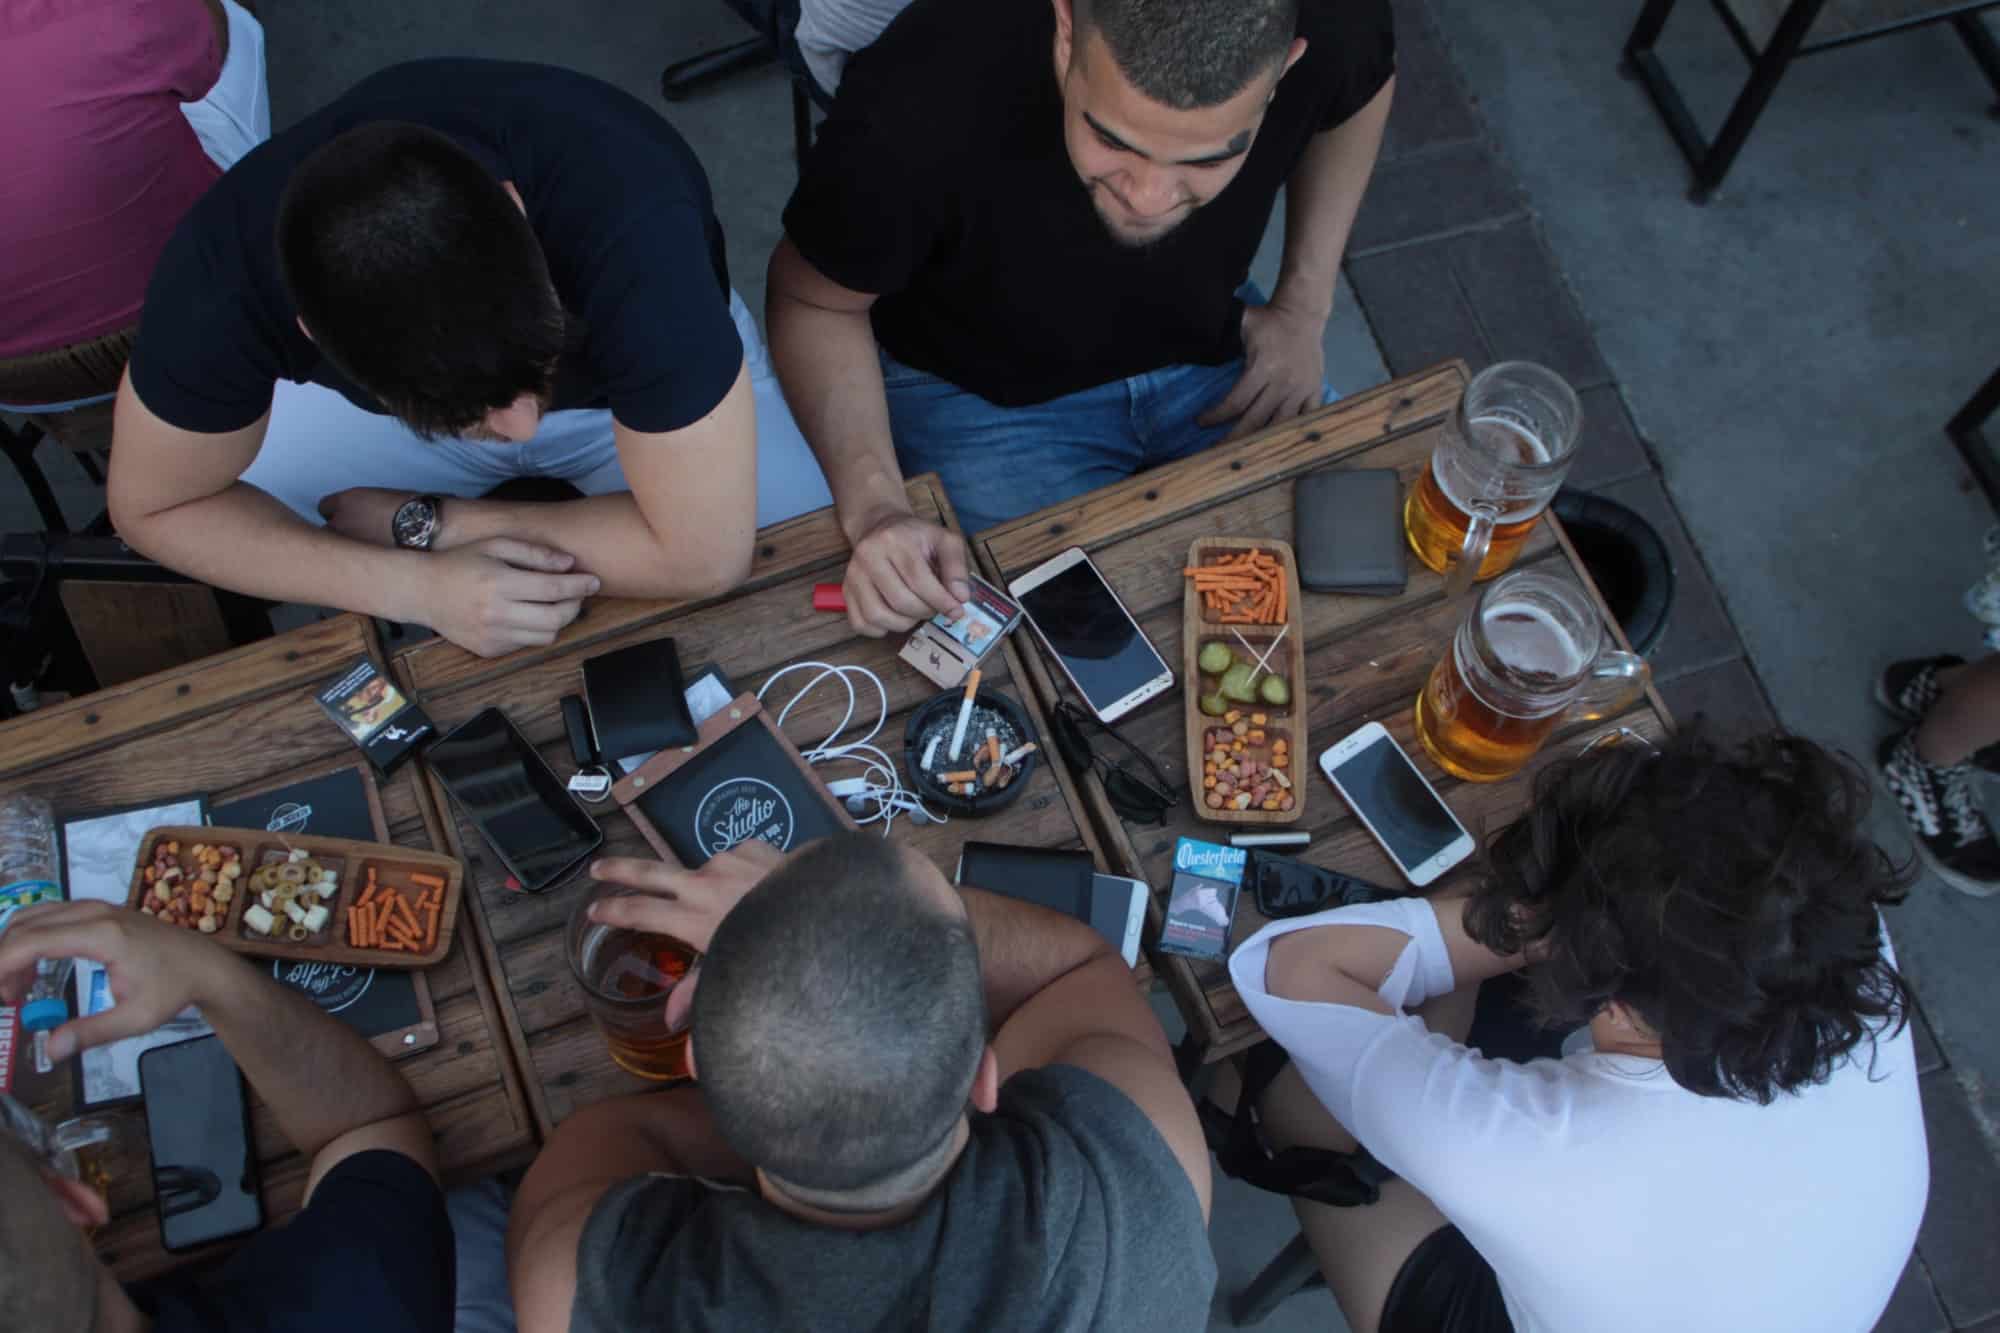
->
[1465,727,1912,1105]
[692,833,986,1193]
[1075,0,1299,109]
[276,123,566,439]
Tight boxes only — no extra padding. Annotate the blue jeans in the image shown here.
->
[882,306,1335,534]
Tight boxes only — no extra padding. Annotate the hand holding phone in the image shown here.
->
[1009,547,1173,723]
[1319,723,1474,886]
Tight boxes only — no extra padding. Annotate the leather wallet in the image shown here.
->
[955,842,1093,920]
[582,637,696,761]
[1294,468,1407,596]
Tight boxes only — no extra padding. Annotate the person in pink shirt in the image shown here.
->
[0,0,268,408]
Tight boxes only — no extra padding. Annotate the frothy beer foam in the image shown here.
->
[1481,600,1586,686]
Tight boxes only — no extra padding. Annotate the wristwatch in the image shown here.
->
[391,495,445,551]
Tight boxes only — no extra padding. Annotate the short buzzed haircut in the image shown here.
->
[1076,0,1300,109]
[0,1134,98,1331]
[692,834,986,1196]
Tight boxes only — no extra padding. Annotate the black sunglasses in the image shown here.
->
[1049,702,1179,825]
[1246,849,1397,918]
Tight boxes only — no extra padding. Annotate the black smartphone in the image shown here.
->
[139,1034,262,1252]
[427,707,605,894]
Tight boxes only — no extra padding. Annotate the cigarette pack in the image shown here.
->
[899,577,1024,689]
[1158,837,1246,961]
[314,657,434,775]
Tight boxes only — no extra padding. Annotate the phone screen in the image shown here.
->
[1016,559,1166,713]
[1329,735,1464,871]
[427,708,602,893]
[141,1035,261,1251]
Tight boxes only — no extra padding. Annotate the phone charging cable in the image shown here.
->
[757,661,944,831]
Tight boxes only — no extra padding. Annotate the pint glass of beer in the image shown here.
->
[1414,570,1649,782]
[567,883,698,1081]
[1404,363,1582,596]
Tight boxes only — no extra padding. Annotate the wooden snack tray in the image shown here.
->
[124,826,463,969]
[1183,537,1309,826]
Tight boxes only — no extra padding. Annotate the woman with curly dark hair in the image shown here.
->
[1228,728,1928,1333]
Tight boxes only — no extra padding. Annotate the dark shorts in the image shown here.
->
[1380,1225,1513,1333]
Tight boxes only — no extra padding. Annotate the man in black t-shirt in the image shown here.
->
[0,902,456,1333]
[770,0,1394,635]
[506,834,1215,1331]
[108,60,832,659]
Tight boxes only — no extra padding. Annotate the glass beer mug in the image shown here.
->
[1404,362,1583,599]
[1414,570,1649,782]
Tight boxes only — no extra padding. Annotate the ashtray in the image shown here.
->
[904,686,1040,816]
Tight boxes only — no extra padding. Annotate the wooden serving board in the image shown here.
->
[124,826,463,969]
[1182,537,1309,825]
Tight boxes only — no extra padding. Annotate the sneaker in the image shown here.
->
[1873,656,1963,726]
[1874,656,2000,775]
[1879,732,2000,898]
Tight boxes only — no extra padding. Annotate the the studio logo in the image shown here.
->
[266,802,312,835]
[272,960,372,1012]
[694,777,796,859]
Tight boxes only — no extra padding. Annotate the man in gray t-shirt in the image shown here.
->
[505,833,1215,1332]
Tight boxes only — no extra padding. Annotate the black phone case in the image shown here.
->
[140,1035,263,1252]
[955,841,1094,919]
[429,709,603,894]
[1294,468,1407,596]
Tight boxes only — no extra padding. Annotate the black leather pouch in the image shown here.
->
[582,636,696,760]
[1294,468,1407,596]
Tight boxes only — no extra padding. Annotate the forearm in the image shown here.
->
[195,952,420,1158]
[959,886,1112,1030]
[438,493,736,601]
[1273,78,1395,321]
[766,292,909,542]
[121,483,432,622]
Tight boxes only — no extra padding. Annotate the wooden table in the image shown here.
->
[394,475,1113,1135]
[0,615,535,1281]
[974,363,1676,1065]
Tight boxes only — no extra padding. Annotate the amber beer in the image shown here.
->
[1415,588,1590,783]
[1404,413,1558,581]
[568,888,697,1081]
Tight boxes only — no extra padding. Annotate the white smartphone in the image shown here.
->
[1318,722,1476,887]
[1009,547,1173,723]
[1090,872,1150,967]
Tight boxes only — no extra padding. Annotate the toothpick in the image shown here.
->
[1229,623,1291,683]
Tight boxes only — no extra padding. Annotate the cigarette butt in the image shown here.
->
[982,763,1005,786]
[922,734,942,769]
[996,768,1015,789]
[1001,742,1038,765]
[940,770,979,783]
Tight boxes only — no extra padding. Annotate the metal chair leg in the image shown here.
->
[1953,12,2000,111]
[1691,0,1829,200]
[1947,365,2000,510]
[791,78,814,164]
[660,35,775,102]
[2,420,70,534]
[1230,1234,1326,1326]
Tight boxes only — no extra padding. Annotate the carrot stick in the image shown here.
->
[392,894,421,937]
[409,872,445,890]
[357,883,377,908]
[423,903,440,952]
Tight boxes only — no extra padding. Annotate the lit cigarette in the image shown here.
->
[1001,742,1038,765]
[948,669,982,760]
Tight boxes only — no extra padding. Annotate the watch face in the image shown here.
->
[394,497,438,550]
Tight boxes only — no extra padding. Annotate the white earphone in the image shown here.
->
[756,662,944,832]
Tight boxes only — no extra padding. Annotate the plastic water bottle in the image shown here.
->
[0,794,72,1071]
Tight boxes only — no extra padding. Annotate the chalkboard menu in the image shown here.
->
[614,695,855,867]
[211,763,438,1057]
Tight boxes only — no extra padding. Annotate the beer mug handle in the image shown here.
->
[1565,651,1650,723]
[1442,503,1499,601]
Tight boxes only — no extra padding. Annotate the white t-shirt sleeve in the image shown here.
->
[1227,900,1538,1187]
